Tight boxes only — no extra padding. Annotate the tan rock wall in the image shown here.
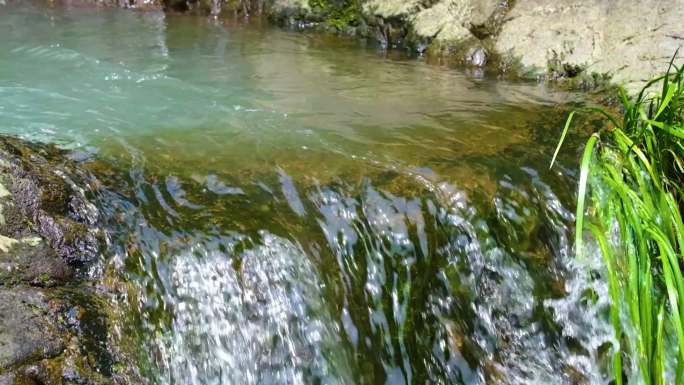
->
[272,0,684,88]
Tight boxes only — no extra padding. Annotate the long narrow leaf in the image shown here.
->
[550,111,575,169]
[575,134,599,257]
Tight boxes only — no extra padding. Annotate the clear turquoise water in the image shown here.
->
[0,2,615,385]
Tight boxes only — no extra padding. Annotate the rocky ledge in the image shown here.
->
[0,137,136,385]
[37,0,684,90]
[273,0,684,90]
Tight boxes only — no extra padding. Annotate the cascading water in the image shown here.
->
[92,155,616,385]
[0,2,617,384]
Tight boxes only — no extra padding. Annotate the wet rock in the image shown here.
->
[0,136,138,385]
[0,289,64,370]
[0,289,132,385]
[0,137,101,269]
[0,238,74,287]
[467,46,487,67]
[0,373,15,385]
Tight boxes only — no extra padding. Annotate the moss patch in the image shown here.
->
[309,0,361,30]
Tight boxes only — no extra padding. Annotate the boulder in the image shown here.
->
[362,0,503,43]
[495,0,684,89]
[0,136,138,385]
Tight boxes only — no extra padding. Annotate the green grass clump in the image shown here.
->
[553,56,684,384]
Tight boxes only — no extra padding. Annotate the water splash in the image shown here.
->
[99,164,615,385]
[150,232,352,385]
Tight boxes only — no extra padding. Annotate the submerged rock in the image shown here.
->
[0,136,138,385]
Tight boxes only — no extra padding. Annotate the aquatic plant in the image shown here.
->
[552,56,684,384]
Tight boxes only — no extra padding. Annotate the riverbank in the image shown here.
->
[52,0,684,91]
[263,0,684,91]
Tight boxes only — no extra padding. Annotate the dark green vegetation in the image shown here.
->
[554,59,684,384]
[308,0,359,30]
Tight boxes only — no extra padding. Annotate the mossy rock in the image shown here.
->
[0,137,102,268]
[0,287,139,385]
[0,136,141,385]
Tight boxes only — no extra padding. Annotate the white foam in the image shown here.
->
[154,232,352,385]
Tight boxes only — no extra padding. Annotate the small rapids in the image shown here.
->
[93,157,616,385]
[0,2,618,384]
[162,233,346,385]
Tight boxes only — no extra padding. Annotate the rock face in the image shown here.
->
[363,0,502,43]
[495,0,684,88]
[269,0,684,89]
[0,137,136,385]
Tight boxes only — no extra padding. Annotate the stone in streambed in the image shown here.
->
[0,137,102,268]
[0,287,124,385]
[0,136,139,385]
[0,235,74,287]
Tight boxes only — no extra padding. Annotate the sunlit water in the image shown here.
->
[1,2,617,384]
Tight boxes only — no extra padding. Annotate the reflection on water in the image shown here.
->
[1,2,615,385]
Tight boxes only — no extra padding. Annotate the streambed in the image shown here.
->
[0,3,614,384]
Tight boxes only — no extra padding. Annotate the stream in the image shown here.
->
[0,2,616,384]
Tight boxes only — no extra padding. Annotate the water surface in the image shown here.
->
[0,3,614,384]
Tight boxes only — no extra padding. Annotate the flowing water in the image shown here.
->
[0,2,617,384]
